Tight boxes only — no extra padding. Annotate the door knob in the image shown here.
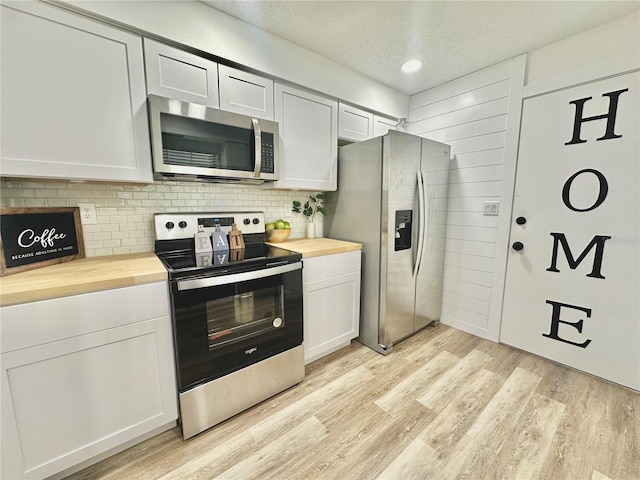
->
[512,241,524,251]
[516,216,527,225]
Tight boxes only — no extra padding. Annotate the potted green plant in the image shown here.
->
[292,193,326,238]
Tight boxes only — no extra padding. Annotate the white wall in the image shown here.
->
[57,0,409,119]
[526,12,640,86]
[408,11,639,342]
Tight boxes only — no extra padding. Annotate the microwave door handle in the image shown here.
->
[252,117,262,178]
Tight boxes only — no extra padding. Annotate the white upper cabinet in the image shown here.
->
[338,103,398,141]
[219,65,274,121]
[272,84,338,191]
[0,1,152,183]
[144,38,219,108]
[373,115,398,137]
[338,103,374,141]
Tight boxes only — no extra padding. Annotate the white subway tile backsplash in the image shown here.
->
[1,178,315,257]
[36,189,55,198]
[25,199,47,207]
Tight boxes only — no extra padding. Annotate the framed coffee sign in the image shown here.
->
[0,207,85,276]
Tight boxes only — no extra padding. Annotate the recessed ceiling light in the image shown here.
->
[401,60,422,73]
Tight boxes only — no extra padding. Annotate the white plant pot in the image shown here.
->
[306,222,315,239]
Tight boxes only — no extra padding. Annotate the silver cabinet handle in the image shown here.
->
[177,262,301,291]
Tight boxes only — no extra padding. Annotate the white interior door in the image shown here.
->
[501,70,639,390]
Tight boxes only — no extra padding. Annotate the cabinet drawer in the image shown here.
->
[302,250,361,284]
[1,282,170,354]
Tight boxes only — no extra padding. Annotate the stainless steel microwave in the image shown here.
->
[147,95,279,184]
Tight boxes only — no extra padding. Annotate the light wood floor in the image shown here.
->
[68,324,639,480]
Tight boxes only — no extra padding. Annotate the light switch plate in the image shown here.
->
[283,203,292,219]
[483,201,499,216]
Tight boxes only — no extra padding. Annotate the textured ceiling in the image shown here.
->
[202,0,639,95]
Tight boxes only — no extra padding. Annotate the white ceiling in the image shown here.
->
[202,0,639,96]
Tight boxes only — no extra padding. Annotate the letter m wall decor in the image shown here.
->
[500,67,639,390]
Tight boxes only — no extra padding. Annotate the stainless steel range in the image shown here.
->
[154,211,304,439]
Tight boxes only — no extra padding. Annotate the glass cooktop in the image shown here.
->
[156,242,301,278]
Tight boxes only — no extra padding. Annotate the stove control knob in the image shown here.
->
[273,317,283,328]
[178,221,187,228]
[165,222,175,230]
[243,218,251,225]
[252,218,260,224]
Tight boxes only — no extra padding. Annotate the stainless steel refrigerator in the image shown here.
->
[326,131,451,355]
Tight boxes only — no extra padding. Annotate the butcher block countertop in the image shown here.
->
[0,252,167,307]
[266,237,362,258]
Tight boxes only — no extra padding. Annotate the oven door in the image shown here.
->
[171,262,303,391]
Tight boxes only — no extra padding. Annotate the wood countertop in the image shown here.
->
[0,252,167,307]
[266,237,362,258]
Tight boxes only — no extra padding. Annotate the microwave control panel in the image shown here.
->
[261,132,275,174]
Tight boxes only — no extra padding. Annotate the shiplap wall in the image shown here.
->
[408,58,525,341]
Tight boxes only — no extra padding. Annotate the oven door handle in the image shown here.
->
[176,262,301,291]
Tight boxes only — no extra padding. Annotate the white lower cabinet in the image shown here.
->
[302,251,361,364]
[0,282,178,480]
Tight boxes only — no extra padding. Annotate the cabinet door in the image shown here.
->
[338,103,373,141]
[0,282,177,480]
[144,38,219,108]
[0,1,152,183]
[373,115,398,137]
[1,317,177,480]
[273,84,338,191]
[303,271,361,363]
[219,65,274,120]
[302,251,361,364]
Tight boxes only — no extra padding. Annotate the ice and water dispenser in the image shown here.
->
[394,210,412,251]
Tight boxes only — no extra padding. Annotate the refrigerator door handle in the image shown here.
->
[419,170,429,274]
[413,171,427,277]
